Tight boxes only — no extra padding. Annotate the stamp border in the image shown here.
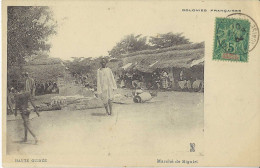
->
[213,17,251,63]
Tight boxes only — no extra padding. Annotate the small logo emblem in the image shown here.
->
[190,143,195,152]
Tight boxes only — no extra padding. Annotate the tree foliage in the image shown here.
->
[7,6,57,67]
[66,57,96,76]
[7,6,57,87]
[149,32,190,49]
[108,34,149,57]
[108,33,191,58]
[66,32,191,82]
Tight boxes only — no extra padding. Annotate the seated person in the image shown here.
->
[51,82,59,94]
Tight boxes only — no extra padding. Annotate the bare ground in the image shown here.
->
[6,90,204,157]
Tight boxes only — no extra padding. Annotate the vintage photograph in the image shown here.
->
[6,5,204,157]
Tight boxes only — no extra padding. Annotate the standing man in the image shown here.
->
[24,72,36,98]
[14,83,40,144]
[97,58,117,115]
[161,70,169,90]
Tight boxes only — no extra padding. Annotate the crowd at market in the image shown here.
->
[72,67,204,92]
[117,70,171,90]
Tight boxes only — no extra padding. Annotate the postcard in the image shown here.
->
[2,0,260,167]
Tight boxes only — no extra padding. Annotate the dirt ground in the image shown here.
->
[6,89,204,157]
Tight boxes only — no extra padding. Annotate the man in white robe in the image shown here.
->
[97,58,117,115]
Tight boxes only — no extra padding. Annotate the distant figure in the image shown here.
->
[51,82,59,94]
[161,71,169,90]
[152,71,161,89]
[39,83,45,95]
[35,83,40,96]
[44,82,49,93]
[97,58,117,115]
[7,87,15,115]
[46,81,53,94]
[180,70,184,81]
[82,76,89,87]
[132,72,139,88]
[24,72,36,98]
[41,83,45,94]
[14,83,40,144]
[120,75,126,88]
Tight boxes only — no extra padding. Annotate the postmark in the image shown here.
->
[213,17,251,62]
[227,13,259,52]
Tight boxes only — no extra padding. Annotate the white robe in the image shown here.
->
[97,67,117,103]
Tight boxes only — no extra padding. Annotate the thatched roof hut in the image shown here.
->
[121,42,205,73]
[107,59,123,72]
[24,57,66,83]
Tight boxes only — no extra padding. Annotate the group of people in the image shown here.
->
[117,70,171,90]
[6,59,117,145]
[8,59,202,145]
[10,72,60,98]
[7,59,202,145]
[150,70,171,90]
[118,72,145,89]
[35,81,59,95]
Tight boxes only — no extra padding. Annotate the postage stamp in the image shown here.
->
[227,13,259,52]
[213,17,250,62]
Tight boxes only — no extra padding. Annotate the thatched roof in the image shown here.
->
[24,57,66,83]
[25,57,63,66]
[107,60,123,71]
[121,44,204,73]
[24,64,65,83]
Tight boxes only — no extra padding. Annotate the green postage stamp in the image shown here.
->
[213,18,250,62]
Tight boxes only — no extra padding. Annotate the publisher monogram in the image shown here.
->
[190,143,195,152]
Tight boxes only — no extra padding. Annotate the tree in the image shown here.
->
[7,6,57,67]
[66,57,93,76]
[7,6,57,87]
[108,34,149,57]
[149,32,190,49]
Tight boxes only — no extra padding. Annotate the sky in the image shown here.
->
[49,2,205,60]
